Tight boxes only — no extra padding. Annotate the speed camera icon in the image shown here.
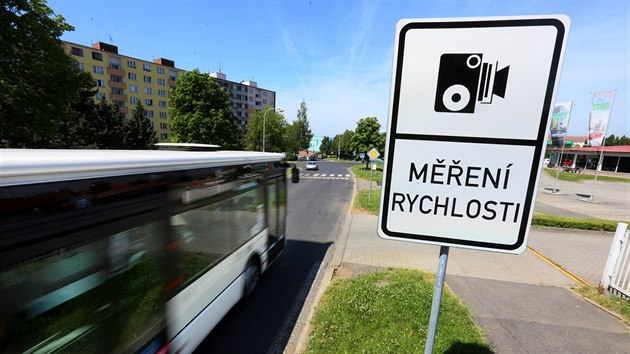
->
[434,54,510,114]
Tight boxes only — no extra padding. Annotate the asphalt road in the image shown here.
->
[194,161,355,354]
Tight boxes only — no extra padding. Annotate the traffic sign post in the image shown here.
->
[378,16,570,352]
[368,148,380,203]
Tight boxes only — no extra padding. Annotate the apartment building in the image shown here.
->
[64,41,276,144]
[209,72,277,133]
[64,41,182,142]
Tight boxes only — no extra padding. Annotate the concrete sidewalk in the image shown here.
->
[290,173,630,353]
[329,214,630,353]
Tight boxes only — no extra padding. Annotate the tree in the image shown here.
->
[287,100,313,153]
[244,107,289,152]
[332,129,355,159]
[168,69,239,148]
[125,102,158,149]
[319,136,332,155]
[49,71,98,148]
[79,98,126,149]
[1,0,87,147]
[351,117,385,157]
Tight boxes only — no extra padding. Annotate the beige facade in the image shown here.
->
[64,41,276,144]
[64,41,182,142]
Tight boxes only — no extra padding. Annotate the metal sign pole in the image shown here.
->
[369,161,374,203]
[424,246,450,354]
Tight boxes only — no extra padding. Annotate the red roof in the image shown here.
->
[564,145,630,153]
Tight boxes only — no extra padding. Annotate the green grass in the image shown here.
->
[351,163,383,182]
[532,213,627,232]
[354,189,381,212]
[573,285,630,323]
[307,268,491,354]
[544,168,630,183]
[352,185,628,231]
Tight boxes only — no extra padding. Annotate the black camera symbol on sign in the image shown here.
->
[434,54,510,113]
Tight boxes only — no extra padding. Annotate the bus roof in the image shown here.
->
[0,149,285,186]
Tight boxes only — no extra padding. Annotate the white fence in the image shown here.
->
[599,223,630,299]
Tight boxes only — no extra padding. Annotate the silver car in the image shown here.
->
[306,161,318,170]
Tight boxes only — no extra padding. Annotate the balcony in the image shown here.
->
[110,93,127,102]
[109,80,125,89]
[168,79,177,87]
[107,66,125,76]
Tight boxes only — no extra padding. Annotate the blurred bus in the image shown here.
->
[0,148,296,353]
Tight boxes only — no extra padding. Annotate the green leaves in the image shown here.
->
[168,69,239,148]
[351,117,385,157]
[0,0,85,147]
[125,102,158,149]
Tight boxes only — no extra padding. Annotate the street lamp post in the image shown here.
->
[262,107,284,152]
[337,135,341,160]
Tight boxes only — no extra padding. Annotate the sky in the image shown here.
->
[50,0,628,139]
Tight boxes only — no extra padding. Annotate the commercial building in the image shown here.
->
[63,41,276,143]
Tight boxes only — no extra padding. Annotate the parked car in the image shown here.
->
[306,161,318,170]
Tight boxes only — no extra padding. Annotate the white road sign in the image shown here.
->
[377,16,570,254]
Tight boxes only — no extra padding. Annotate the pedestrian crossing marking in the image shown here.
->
[294,173,351,180]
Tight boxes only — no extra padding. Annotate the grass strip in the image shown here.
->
[354,189,381,213]
[353,189,627,232]
[351,164,383,182]
[531,214,627,232]
[307,268,491,354]
[573,285,630,324]
[543,169,630,183]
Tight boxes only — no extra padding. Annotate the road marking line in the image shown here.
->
[527,246,591,286]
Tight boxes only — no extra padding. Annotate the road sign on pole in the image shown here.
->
[368,147,380,161]
[377,16,570,255]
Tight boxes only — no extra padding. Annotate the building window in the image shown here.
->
[263,91,267,97]
[110,75,123,83]
[95,92,106,100]
[71,47,83,57]
[95,79,106,87]
[127,60,136,68]
[146,110,154,118]
[159,112,167,119]
[158,89,166,97]
[169,69,177,80]
[144,87,153,95]
[130,97,139,104]
[143,75,152,83]
[130,85,138,93]
[263,99,267,105]
[145,99,153,106]
[157,78,165,86]
[93,65,104,74]
[128,73,137,80]
[160,122,168,129]
[77,62,85,72]
[111,88,124,95]
[159,101,167,108]
[92,52,103,61]
[157,67,165,74]
[143,64,151,71]
[160,133,168,140]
